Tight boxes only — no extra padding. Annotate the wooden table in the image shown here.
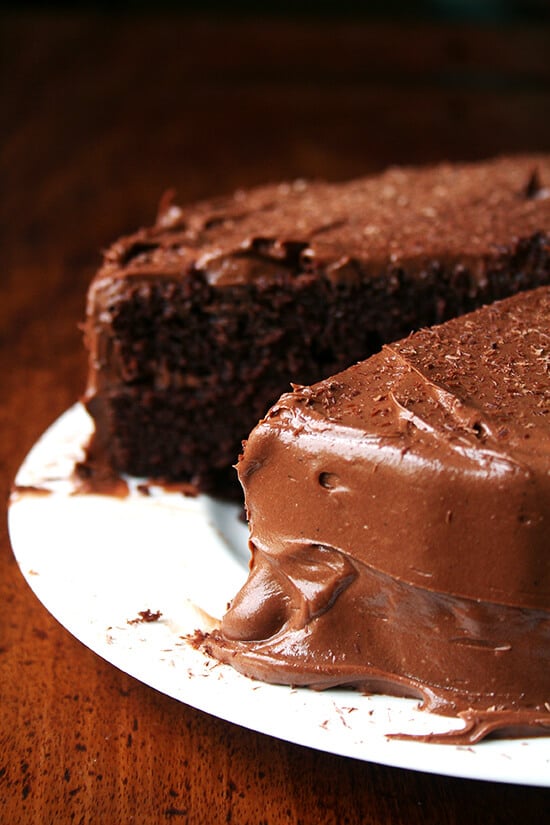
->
[2,12,549,823]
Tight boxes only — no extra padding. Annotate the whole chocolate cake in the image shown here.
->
[205,287,550,743]
[83,155,550,493]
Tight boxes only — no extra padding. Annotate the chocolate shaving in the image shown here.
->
[127,609,163,625]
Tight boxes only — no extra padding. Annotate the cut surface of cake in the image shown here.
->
[83,155,550,493]
[205,287,550,743]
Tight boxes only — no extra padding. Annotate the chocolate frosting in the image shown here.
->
[206,287,550,742]
[90,154,550,293]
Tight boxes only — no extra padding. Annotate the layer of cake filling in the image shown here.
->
[205,287,550,742]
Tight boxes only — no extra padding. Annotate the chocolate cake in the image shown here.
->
[83,155,550,493]
[205,287,550,743]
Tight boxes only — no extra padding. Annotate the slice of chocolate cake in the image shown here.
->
[205,286,550,743]
[83,155,550,493]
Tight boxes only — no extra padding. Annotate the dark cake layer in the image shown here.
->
[206,287,550,742]
[84,155,550,491]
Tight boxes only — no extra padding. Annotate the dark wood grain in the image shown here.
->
[2,12,550,824]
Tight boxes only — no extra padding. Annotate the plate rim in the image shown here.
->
[7,403,550,787]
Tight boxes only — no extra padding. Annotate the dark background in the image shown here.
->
[4,1,550,17]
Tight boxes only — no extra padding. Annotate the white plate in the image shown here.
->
[8,404,550,787]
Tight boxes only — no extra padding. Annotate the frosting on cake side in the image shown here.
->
[205,287,550,743]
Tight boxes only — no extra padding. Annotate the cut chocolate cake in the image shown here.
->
[206,286,550,743]
[83,155,550,493]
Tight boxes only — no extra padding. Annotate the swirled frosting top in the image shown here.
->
[93,155,550,288]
